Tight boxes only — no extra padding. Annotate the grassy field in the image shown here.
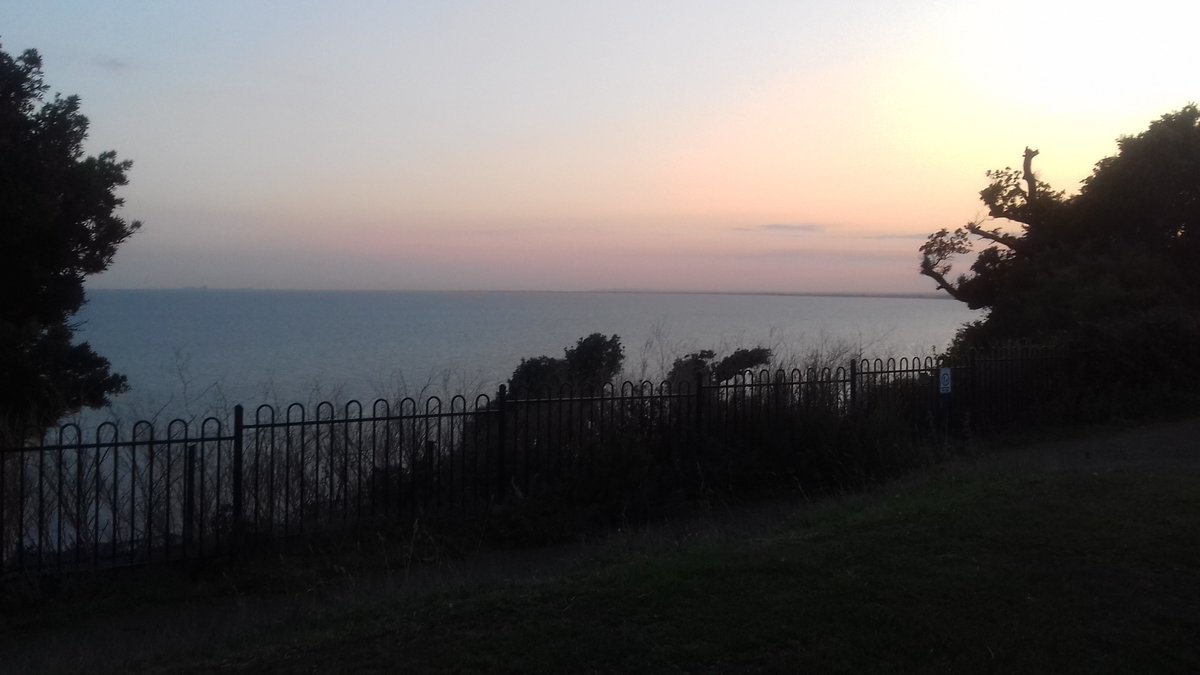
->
[5,418,1199,673]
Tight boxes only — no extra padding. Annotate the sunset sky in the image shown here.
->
[8,1,1197,293]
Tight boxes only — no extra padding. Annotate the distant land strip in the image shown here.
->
[90,287,950,300]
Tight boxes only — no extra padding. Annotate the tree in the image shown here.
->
[919,106,1200,376]
[666,347,772,386]
[506,334,625,395]
[563,333,624,391]
[1,45,141,440]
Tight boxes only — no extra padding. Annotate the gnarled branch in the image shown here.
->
[965,221,1022,250]
[919,257,966,302]
[918,228,969,302]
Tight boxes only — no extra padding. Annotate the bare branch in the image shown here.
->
[919,257,966,302]
[1023,146,1039,204]
[918,228,969,302]
[965,221,1022,250]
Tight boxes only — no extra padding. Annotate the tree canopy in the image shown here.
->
[506,333,625,394]
[666,347,772,386]
[920,106,1200,376]
[1,45,141,439]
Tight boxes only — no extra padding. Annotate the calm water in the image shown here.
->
[74,290,977,422]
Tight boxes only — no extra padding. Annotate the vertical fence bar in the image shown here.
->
[14,449,25,572]
[19,449,27,571]
[354,403,364,522]
[198,439,207,555]
[164,426,176,561]
[396,401,407,520]
[495,385,507,502]
[406,401,417,517]
[216,426,226,553]
[232,405,244,541]
[436,396,446,516]
[143,427,154,564]
[849,359,858,412]
[127,435,136,566]
[110,433,120,565]
[183,443,196,555]
[91,433,101,568]
[323,403,335,526]
[1,446,6,573]
[37,442,46,571]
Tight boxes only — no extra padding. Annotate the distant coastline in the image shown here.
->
[582,289,951,300]
[89,287,950,301]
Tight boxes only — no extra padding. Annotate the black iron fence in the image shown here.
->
[1,346,1062,577]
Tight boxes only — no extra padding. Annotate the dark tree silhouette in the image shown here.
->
[666,347,772,385]
[920,106,1200,375]
[563,333,624,391]
[506,334,625,395]
[1,45,141,440]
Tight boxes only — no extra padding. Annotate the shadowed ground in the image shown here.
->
[4,416,1198,673]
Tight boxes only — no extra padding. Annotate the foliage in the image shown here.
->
[920,107,1200,366]
[505,333,625,394]
[506,355,567,394]
[665,347,773,386]
[0,45,141,440]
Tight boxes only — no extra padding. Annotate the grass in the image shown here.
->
[6,418,1200,673]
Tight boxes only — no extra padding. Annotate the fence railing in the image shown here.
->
[1,347,1062,577]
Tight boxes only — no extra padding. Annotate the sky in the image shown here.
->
[6,1,1197,293]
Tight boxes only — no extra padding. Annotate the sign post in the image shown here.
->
[937,367,952,449]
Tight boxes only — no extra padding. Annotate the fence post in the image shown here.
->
[495,385,508,502]
[848,359,858,411]
[232,405,244,541]
[694,371,705,435]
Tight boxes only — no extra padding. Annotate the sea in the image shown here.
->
[72,289,979,424]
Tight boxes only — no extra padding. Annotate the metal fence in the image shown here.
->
[1,346,1061,577]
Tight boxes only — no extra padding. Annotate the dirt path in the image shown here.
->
[3,416,1197,674]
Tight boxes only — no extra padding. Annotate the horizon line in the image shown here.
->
[87,286,950,300]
